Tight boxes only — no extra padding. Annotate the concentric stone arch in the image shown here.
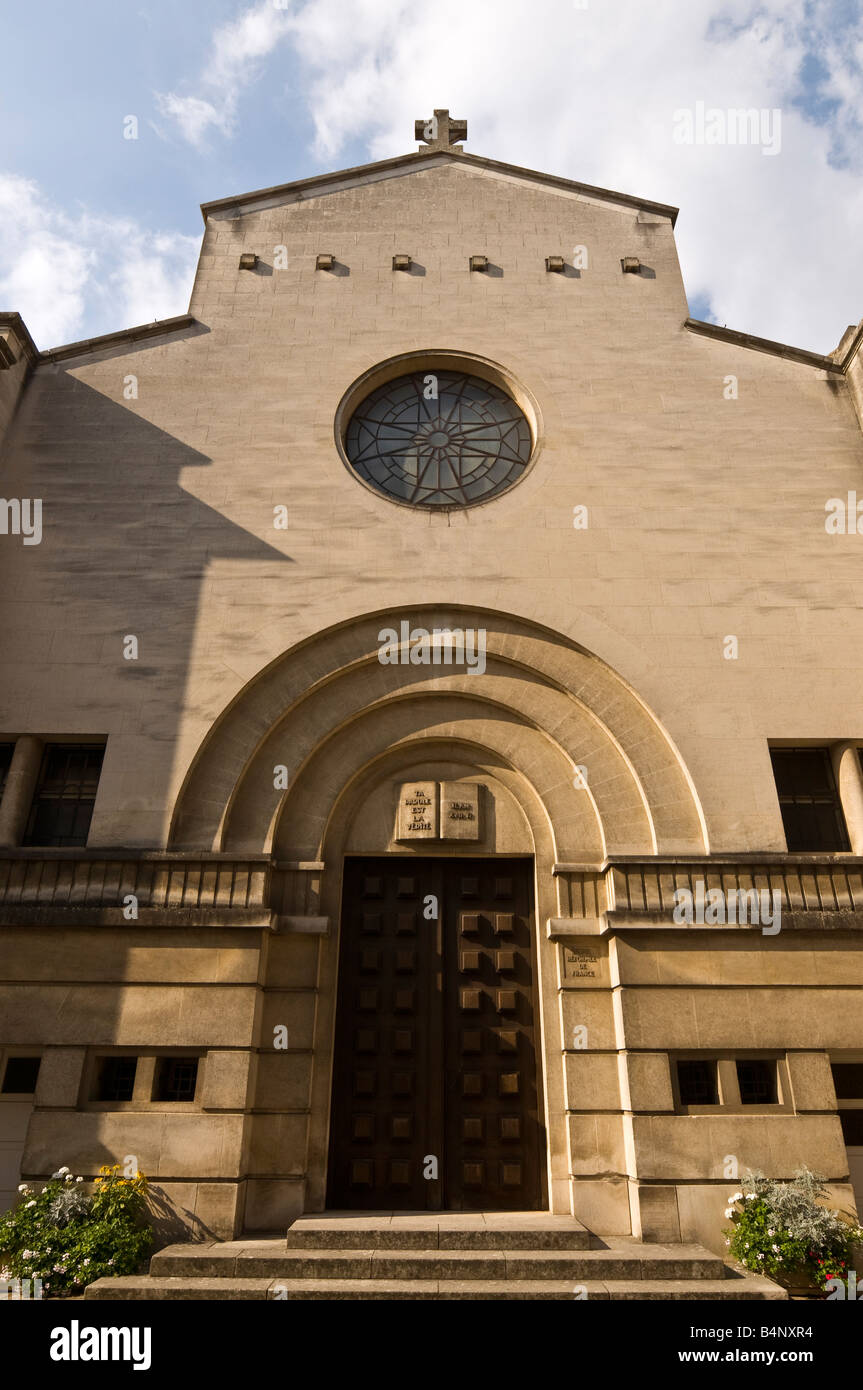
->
[168,607,708,858]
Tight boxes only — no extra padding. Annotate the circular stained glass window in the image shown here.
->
[344,370,533,507]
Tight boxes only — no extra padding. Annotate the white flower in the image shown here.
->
[772,1244,780,1253]
[57,1166,69,1175]
[22,1250,33,1260]
[64,1174,73,1182]
[724,1208,735,1219]
[724,1237,731,1246]
[728,1192,743,1203]
[767,1228,775,1236]
[75,1176,84,1183]
[745,1193,758,1201]
[82,1258,90,1266]
[24,1200,36,1209]
[17,1184,30,1194]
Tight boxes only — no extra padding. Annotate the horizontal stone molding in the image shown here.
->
[6,851,863,932]
[0,852,271,917]
[557,855,863,932]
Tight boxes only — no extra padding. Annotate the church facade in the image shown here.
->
[2,113,863,1254]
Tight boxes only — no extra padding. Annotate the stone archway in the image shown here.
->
[169,605,708,859]
[167,607,707,1228]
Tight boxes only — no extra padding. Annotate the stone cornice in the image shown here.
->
[552,855,863,937]
[684,317,845,374]
[0,851,272,928]
[0,311,40,366]
[3,850,863,933]
[37,314,199,365]
[199,149,680,226]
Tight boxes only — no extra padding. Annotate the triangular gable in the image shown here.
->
[200,150,678,227]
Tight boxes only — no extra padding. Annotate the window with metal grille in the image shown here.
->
[839,1112,863,1145]
[0,743,14,799]
[676,1059,718,1105]
[153,1057,199,1103]
[832,1062,863,1147]
[832,1063,863,1100]
[23,743,105,847]
[736,1059,777,1105]
[769,747,850,852]
[1,1056,41,1093]
[94,1056,138,1102]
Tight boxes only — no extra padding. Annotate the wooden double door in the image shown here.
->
[326,857,545,1210]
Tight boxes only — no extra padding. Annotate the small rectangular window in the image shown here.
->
[676,1059,718,1105]
[1,1056,41,1094]
[0,743,14,799]
[839,1111,863,1146]
[23,743,105,848]
[94,1056,138,1103]
[736,1059,777,1105]
[832,1063,863,1100]
[769,747,850,852]
[154,1057,199,1103]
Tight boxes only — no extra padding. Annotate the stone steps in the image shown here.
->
[147,1245,729,1281]
[83,1213,788,1301]
[284,1212,593,1249]
[86,1275,787,1301]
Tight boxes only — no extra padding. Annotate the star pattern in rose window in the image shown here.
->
[344,371,532,507]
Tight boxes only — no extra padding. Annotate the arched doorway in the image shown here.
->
[168,605,707,1228]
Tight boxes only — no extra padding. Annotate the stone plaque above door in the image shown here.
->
[396,782,438,839]
[440,782,480,840]
[396,781,480,842]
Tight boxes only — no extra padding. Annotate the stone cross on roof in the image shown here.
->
[414,109,467,154]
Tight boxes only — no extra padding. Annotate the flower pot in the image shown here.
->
[772,1270,824,1298]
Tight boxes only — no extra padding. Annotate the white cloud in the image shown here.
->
[0,174,199,348]
[155,0,293,146]
[154,93,231,147]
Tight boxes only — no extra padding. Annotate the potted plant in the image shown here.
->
[0,1163,152,1297]
[724,1168,863,1297]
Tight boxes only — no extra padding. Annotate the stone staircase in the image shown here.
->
[85,1213,787,1300]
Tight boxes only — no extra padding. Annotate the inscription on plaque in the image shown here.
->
[440,782,480,841]
[564,948,598,980]
[397,782,438,840]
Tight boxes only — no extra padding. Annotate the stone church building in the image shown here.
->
[2,112,863,1262]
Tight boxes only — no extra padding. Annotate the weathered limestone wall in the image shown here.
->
[1,161,861,855]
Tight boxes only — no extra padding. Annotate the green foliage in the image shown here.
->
[0,1164,152,1296]
[725,1168,863,1290]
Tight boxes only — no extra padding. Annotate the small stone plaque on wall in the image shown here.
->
[397,782,438,839]
[441,782,480,841]
[563,947,598,980]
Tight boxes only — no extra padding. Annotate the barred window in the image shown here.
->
[736,1059,777,1105]
[23,744,105,847]
[770,747,850,852]
[94,1056,138,1103]
[154,1057,199,1103]
[0,743,14,799]
[676,1059,718,1106]
[1,1056,41,1094]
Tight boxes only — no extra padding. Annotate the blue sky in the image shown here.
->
[1,0,862,351]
